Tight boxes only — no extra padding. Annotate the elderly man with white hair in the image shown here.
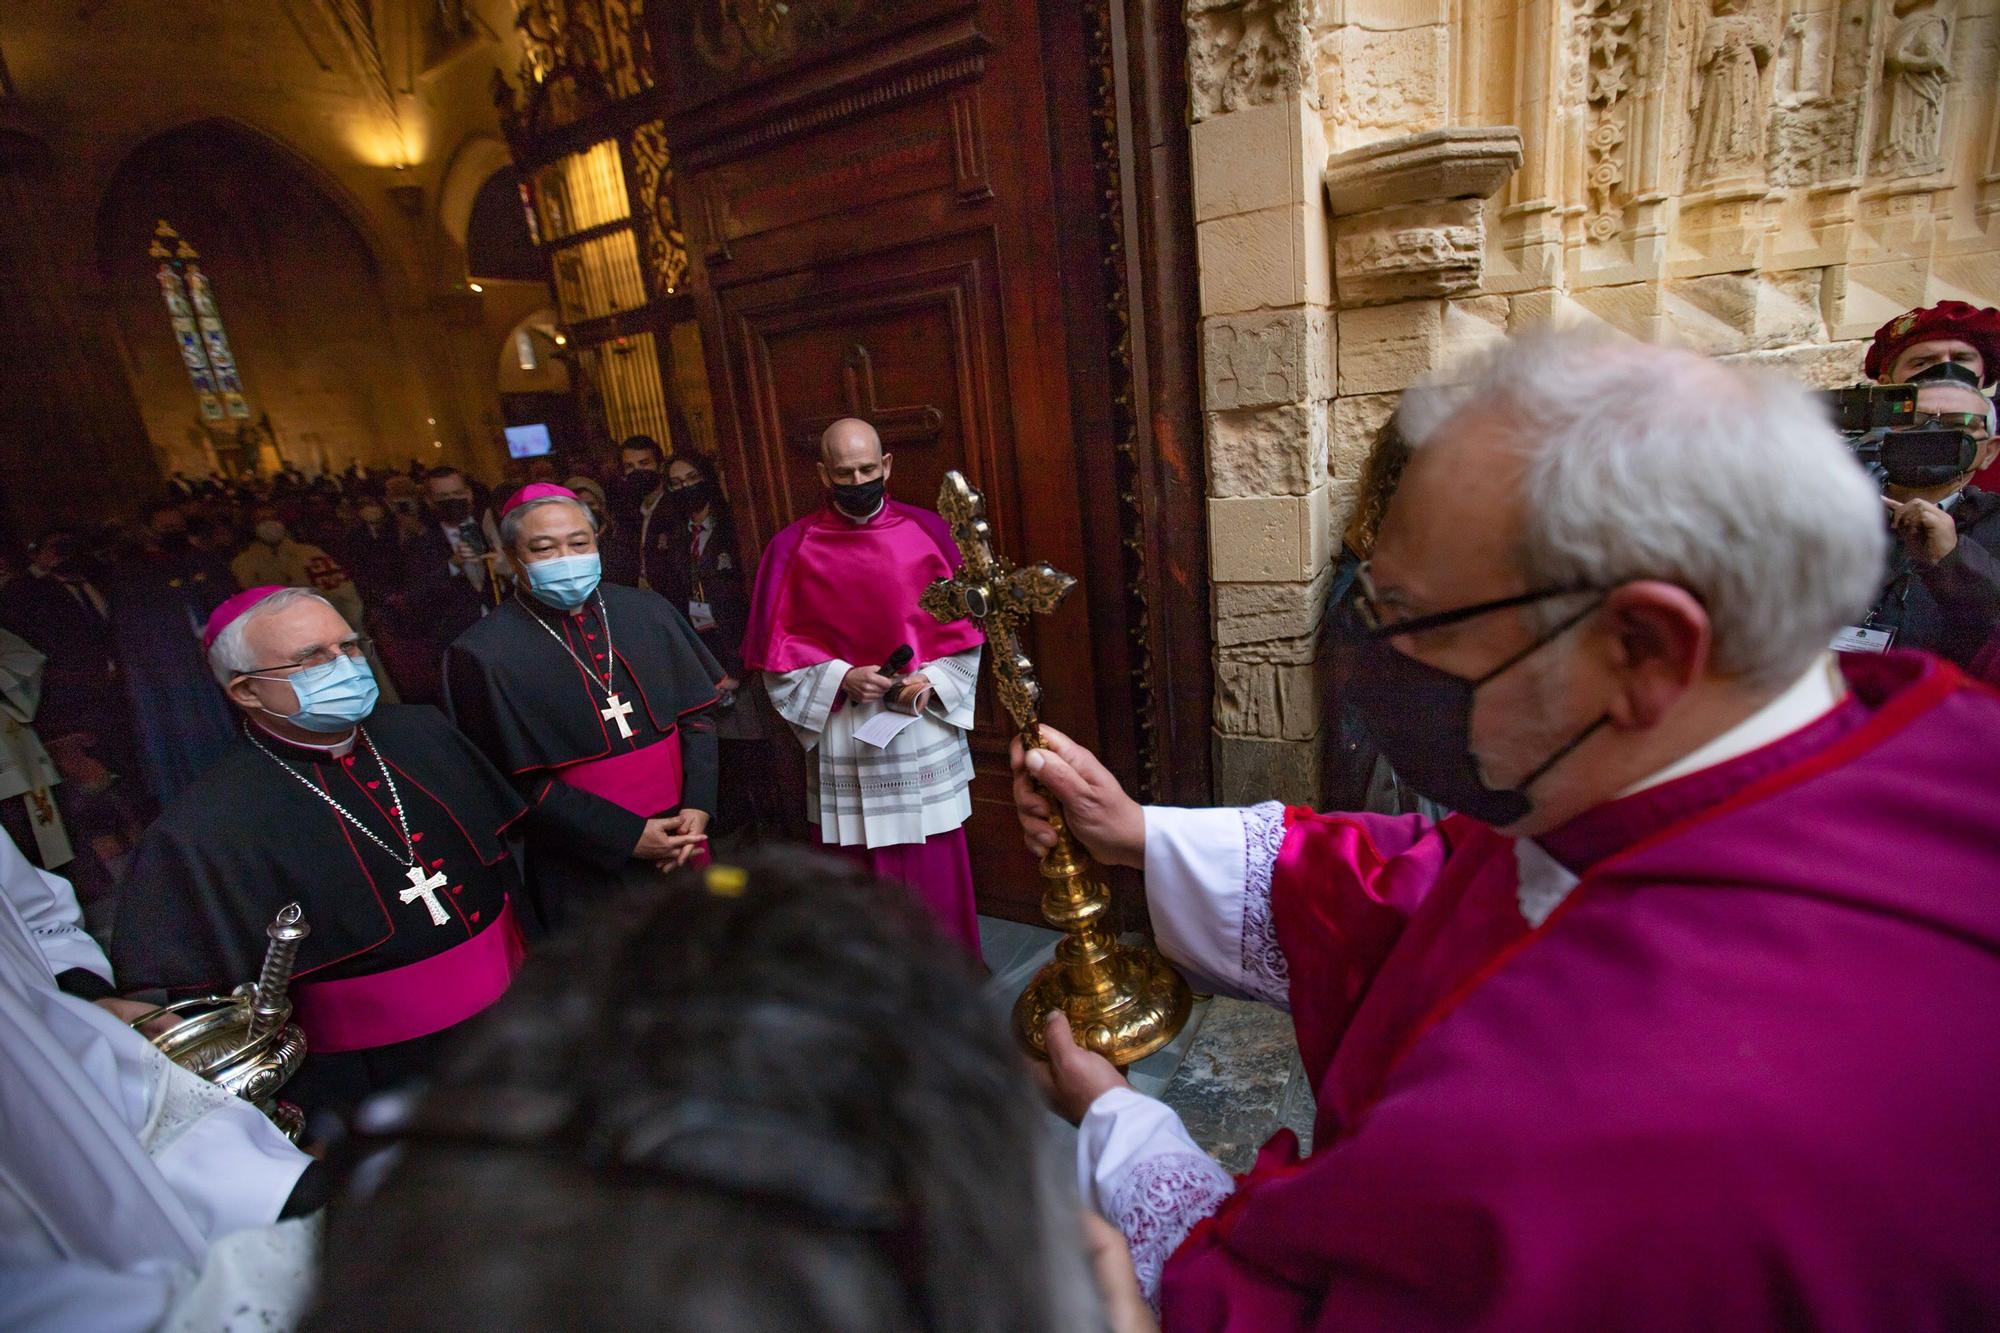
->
[1016,329,2000,1328]
[444,483,724,935]
[109,586,530,1126]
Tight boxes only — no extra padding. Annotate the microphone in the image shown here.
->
[879,644,913,676]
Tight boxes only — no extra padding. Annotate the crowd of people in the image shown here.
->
[4,310,2000,1332]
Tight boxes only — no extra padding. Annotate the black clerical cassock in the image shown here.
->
[111,705,528,1119]
[444,583,722,931]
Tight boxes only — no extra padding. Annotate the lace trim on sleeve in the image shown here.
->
[1110,1151,1235,1311]
[1239,800,1291,1009]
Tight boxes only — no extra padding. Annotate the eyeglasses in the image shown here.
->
[234,636,372,678]
[1907,411,1992,436]
[1342,561,1600,639]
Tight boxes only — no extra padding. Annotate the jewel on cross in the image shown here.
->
[401,865,450,925]
[600,692,635,740]
[918,472,1075,738]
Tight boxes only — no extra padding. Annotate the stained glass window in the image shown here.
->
[149,220,250,422]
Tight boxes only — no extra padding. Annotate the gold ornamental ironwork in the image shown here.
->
[921,472,1191,1067]
[130,903,312,1141]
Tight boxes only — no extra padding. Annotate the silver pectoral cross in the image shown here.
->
[401,865,450,925]
[600,692,635,740]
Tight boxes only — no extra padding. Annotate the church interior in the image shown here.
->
[4,0,2000,1327]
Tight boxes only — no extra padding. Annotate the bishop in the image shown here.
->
[446,484,725,933]
[110,586,532,1124]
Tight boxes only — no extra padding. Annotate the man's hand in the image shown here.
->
[450,540,481,569]
[1009,724,1146,868]
[1031,1011,1131,1125]
[842,665,895,704]
[1886,494,1959,566]
[1083,1212,1161,1333]
[885,673,932,713]
[634,815,705,863]
[661,809,711,868]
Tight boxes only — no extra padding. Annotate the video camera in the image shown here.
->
[1821,382,1980,490]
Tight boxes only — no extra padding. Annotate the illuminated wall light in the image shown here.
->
[469,282,484,293]
[426,417,436,425]
[432,440,444,449]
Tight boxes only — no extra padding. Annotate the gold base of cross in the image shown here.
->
[1009,808,1193,1068]
[919,469,1192,1065]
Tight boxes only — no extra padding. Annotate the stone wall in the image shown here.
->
[1187,0,2000,803]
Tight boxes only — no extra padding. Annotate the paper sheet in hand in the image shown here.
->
[853,706,922,750]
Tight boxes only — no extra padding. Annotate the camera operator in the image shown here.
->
[1861,375,2000,671]
[1865,301,2000,389]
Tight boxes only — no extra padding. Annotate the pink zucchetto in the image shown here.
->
[204,585,289,651]
[497,483,580,519]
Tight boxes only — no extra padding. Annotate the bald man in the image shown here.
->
[741,419,986,955]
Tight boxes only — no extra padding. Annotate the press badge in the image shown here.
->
[688,600,718,631]
[1831,624,1895,655]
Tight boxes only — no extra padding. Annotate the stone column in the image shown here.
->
[1189,0,1334,805]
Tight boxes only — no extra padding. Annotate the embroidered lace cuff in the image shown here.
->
[1239,800,1291,1009]
[1111,1149,1235,1310]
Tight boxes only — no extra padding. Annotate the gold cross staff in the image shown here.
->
[922,471,1191,1066]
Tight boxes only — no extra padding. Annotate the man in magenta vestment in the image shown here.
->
[1014,330,2000,1328]
[743,418,986,955]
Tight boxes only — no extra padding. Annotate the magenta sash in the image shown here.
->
[292,901,525,1054]
[555,729,684,815]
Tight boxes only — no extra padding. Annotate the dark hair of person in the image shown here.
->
[424,465,464,483]
[312,849,1103,1333]
[619,433,665,462]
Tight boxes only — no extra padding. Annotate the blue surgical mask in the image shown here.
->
[526,552,601,610]
[252,654,379,733]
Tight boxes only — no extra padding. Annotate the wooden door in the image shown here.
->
[652,0,1207,921]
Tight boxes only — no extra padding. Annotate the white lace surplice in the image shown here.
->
[1075,801,1290,1308]
[764,647,981,849]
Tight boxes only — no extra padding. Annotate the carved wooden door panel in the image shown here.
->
[664,0,1120,920]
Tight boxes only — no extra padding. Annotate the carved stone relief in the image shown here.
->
[1572,0,1648,241]
[1187,0,1309,120]
[1315,26,1449,152]
[1687,0,1773,189]
[1764,0,1872,185]
[1872,0,1952,177]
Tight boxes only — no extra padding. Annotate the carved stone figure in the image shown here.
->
[1689,0,1773,189]
[1187,0,1305,119]
[1872,0,1951,177]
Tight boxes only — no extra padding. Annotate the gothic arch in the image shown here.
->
[438,133,517,251]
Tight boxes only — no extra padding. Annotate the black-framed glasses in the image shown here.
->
[1907,411,1992,436]
[233,636,372,679]
[1342,561,1600,640]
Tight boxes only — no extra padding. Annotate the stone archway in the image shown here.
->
[96,120,433,478]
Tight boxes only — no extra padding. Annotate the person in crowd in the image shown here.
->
[565,474,609,530]
[1865,300,2000,387]
[0,827,322,1332]
[340,493,407,613]
[0,528,130,763]
[445,484,723,934]
[645,452,780,836]
[0,627,74,880]
[742,418,985,956]
[601,433,669,589]
[1017,328,2000,1326]
[107,502,237,807]
[311,849,1136,1333]
[110,587,530,1125]
[380,467,490,702]
[231,506,365,631]
[1860,375,2000,672]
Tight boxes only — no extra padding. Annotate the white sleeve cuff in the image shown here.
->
[919,646,981,726]
[1076,1086,1234,1310]
[764,659,850,743]
[1142,803,1289,1006]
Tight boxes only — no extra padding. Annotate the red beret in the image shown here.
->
[497,482,579,519]
[1864,302,2000,385]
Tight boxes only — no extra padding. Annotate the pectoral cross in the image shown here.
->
[918,472,1076,741]
[600,692,635,740]
[401,864,450,925]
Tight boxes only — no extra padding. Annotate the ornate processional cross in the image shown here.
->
[920,471,1190,1066]
[917,473,1076,742]
[401,865,450,926]
[600,692,636,740]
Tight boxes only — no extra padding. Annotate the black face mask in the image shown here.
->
[609,472,658,515]
[830,478,885,519]
[667,480,714,515]
[434,498,473,524]
[1333,585,1609,827]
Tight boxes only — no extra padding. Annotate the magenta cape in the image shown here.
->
[740,501,984,673]
[1160,651,2000,1330]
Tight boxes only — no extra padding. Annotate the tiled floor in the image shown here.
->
[981,915,1314,1173]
